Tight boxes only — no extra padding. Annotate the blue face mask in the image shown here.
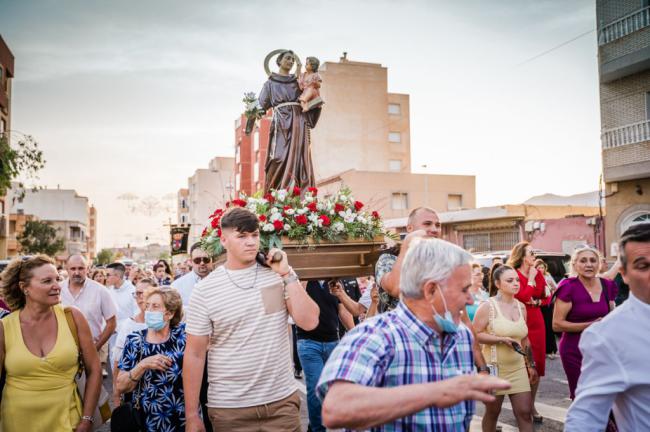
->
[145,311,166,331]
[432,287,458,334]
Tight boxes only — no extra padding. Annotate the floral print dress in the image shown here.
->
[119,323,187,432]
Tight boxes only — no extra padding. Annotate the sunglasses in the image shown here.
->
[193,257,212,265]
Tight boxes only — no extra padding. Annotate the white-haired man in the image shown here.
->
[317,238,510,431]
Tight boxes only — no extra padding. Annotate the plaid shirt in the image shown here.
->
[316,302,475,431]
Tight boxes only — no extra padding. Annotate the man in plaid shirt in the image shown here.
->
[317,238,509,431]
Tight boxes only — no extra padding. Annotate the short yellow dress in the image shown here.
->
[1,304,82,431]
[481,298,531,396]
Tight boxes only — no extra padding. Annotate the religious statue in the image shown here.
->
[256,49,323,192]
[298,57,323,112]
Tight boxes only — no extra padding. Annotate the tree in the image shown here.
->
[0,134,46,198]
[17,220,65,256]
[96,248,114,265]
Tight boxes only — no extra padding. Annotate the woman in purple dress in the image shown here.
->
[552,246,617,399]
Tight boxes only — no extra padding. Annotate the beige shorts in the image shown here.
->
[208,391,301,432]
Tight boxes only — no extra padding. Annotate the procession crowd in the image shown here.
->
[0,205,648,432]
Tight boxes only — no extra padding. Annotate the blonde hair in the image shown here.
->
[569,246,601,277]
[0,255,56,310]
[507,241,530,269]
[145,287,183,327]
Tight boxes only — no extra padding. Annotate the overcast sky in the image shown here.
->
[0,0,599,249]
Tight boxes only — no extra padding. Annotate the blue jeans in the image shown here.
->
[297,339,338,432]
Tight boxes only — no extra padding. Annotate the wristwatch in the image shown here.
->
[476,365,490,373]
[81,415,94,423]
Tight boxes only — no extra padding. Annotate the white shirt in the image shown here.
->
[565,292,650,432]
[109,280,138,326]
[60,278,117,340]
[171,270,203,305]
[359,286,372,310]
[112,317,147,366]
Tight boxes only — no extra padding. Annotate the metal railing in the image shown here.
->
[601,119,650,149]
[599,6,650,45]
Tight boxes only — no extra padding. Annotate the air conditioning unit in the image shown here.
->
[586,217,597,226]
[524,221,535,232]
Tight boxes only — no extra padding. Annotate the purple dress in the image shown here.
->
[556,277,617,399]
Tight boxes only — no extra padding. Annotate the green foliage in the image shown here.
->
[0,134,46,198]
[17,220,65,256]
[96,249,114,265]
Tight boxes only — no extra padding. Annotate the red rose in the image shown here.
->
[372,211,380,219]
[319,215,331,226]
[232,199,247,207]
[201,228,208,237]
[354,201,364,211]
[259,214,267,222]
[334,203,345,213]
[216,228,222,237]
[292,186,301,196]
[273,220,284,231]
[225,201,230,208]
[283,205,292,211]
[209,208,223,219]
[308,187,318,196]
[210,218,220,229]
[264,193,275,203]
[307,202,318,212]
[295,214,308,225]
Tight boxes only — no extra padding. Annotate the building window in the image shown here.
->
[181,199,187,209]
[388,132,401,143]
[254,161,259,183]
[389,160,402,171]
[70,226,81,241]
[447,194,463,211]
[9,220,16,235]
[235,173,240,191]
[254,130,260,152]
[388,103,401,115]
[633,213,650,224]
[646,92,650,120]
[391,192,408,210]
[235,145,240,164]
[463,231,519,253]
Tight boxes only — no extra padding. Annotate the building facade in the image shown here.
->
[597,1,650,255]
[0,35,15,259]
[186,157,234,245]
[177,188,189,225]
[6,186,96,263]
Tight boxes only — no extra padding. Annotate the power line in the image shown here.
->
[515,28,595,68]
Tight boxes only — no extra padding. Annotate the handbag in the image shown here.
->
[63,307,112,430]
[110,332,146,432]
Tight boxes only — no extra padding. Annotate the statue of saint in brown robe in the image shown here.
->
[259,51,321,192]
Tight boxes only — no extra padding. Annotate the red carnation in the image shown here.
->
[319,215,331,226]
[201,228,208,237]
[216,228,222,237]
[372,211,380,219]
[209,208,224,219]
[283,205,292,211]
[292,186,301,196]
[264,193,275,203]
[273,220,284,231]
[334,203,345,213]
[259,214,267,222]
[210,218,220,229]
[354,201,364,211]
[232,199,247,207]
[307,202,318,212]
[308,187,318,196]
[295,214,308,225]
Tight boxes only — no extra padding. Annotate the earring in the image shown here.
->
[24,290,29,296]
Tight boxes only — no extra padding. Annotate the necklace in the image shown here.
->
[224,264,259,290]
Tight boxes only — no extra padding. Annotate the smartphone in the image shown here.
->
[255,252,270,268]
[511,342,526,356]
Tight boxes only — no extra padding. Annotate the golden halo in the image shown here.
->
[264,49,302,77]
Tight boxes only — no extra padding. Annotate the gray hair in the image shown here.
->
[569,246,601,277]
[400,238,473,299]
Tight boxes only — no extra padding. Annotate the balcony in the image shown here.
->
[599,6,650,45]
[601,119,650,149]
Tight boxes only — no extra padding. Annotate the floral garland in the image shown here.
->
[200,187,391,256]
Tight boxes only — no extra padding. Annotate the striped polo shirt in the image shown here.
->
[185,263,296,408]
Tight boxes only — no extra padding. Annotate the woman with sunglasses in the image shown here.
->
[507,241,547,423]
[111,278,157,406]
[552,246,617,400]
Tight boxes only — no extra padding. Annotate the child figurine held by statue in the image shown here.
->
[298,56,324,112]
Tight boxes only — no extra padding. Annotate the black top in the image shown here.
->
[296,280,340,342]
[338,278,361,337]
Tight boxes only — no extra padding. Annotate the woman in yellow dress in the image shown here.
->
[473,265,539,432]
[0,255,102,431]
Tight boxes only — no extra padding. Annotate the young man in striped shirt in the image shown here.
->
[183,207,320,432]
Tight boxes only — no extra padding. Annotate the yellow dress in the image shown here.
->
[1,304,82,431]
[481,298,531,396]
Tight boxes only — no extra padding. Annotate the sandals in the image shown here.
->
[533,414,544,424]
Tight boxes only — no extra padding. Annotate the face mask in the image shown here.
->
[431,286,458,334]
[145,311,166,331]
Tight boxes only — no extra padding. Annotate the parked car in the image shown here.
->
[473,250,570,287]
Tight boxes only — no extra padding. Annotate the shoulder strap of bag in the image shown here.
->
[488,299,498,364]
[63,306,84,374]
